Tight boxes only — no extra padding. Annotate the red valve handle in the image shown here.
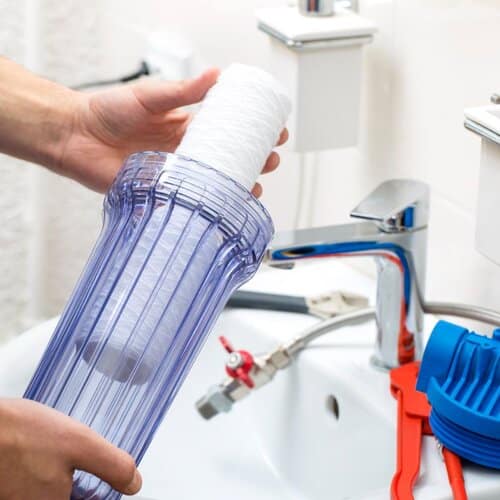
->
[218,336,255,389]
[234,368,255,389]
[219,335,234,354]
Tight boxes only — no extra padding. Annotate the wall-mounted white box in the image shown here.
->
[465,105,500,265]
[256,6,376,153]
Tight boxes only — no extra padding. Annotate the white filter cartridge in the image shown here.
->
[176,64,291,191]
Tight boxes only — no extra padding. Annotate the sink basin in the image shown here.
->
[0,260,498,499]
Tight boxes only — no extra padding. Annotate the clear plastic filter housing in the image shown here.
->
[24,152,274,500]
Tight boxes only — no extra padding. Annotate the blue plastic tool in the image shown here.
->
[416,320,500,469]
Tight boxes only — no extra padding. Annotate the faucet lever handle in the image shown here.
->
[350,179,429,232]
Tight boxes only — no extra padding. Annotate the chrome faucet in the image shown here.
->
[266,179,430,369]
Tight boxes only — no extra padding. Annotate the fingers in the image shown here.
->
[132,68,220,114]
[262,151,280,174]
[252,182,263,198]
[254,128,288,196]
[260,128,287,175]
[69,424,142,496]
[277,128,289,146]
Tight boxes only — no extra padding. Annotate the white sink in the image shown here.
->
[0,260,498,499]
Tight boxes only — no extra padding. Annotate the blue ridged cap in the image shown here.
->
[417,320,500,469]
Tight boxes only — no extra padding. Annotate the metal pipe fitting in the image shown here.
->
[195,308,375,419]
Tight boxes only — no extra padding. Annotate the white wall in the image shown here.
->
[0,0,499,343]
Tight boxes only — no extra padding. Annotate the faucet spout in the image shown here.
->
[266,179,429,369]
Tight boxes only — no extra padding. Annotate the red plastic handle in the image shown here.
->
[218,336,255,388]
[219,335,234,354]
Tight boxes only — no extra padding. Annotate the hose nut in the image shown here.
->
[195,385,233,420]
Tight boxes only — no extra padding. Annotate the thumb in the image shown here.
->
[132,67,219,114]
[70,424,142,495]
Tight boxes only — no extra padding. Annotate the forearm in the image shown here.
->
[0,57,78,171]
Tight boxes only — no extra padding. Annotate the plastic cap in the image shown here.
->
[417,321,500,469]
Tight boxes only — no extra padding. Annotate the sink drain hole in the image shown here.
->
[326,395,340,420]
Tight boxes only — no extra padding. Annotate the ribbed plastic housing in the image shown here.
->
[24,152,274,499]
[416,320,500,469]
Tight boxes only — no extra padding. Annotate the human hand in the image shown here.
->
[60,69,288,196]
[0,398,142,500]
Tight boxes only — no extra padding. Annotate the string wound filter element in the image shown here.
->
[176,63,291,190]
[24,64,291,500]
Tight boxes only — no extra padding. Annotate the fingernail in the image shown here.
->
[124,469,142,495]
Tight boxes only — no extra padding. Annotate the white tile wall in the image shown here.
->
[1,0,500,343]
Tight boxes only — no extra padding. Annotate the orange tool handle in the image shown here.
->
[391,389,423,500]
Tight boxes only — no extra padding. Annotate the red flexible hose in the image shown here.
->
[443,448,468,500]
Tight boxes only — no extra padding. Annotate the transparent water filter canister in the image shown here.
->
[24,152,274,499]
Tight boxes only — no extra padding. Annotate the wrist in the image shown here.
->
[0,57,81,172]
[41,88,84,175]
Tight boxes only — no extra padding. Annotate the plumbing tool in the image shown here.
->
[226,289,369,318]
[390,362,467,500]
